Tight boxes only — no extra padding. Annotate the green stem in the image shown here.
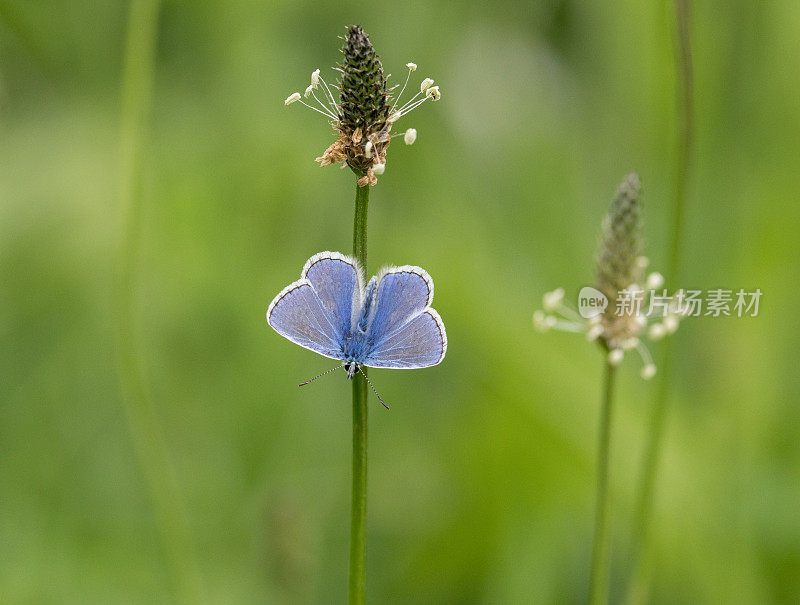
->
[666,0,692,283]
[589,360,617,605]
[116,1,201,602]
[0,0,49,68]
[349,182,370,605]
[627,1,692,602]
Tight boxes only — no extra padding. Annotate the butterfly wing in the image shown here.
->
[267,252,362,360]
[362,310,447,368]
[303,251,362,335]
[361,266,447,369]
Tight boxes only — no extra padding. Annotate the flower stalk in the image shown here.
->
[344,29,374,601]
[349,178,370,605]
[587,179,638,603]
[345,29,374,596]
[589,359,617,605]
[284,25,442,601]
[533,175,686,603]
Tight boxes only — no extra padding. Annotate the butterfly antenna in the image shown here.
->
[299,365,341,387]
[358,366,390,410]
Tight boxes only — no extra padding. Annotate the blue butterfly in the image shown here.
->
[267,251,447,406]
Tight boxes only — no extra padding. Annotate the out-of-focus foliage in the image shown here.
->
[1,1,798,602]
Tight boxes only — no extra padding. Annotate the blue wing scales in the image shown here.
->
[304,251,362,336]
[362,309,446,368]
[267,252,361,360]
[362,266,447,368]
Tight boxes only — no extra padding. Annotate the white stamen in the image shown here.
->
[622,337,640,350]
[648,323,666,341]
[311,69,320,88]
[533,310,550,332]
[635,340,656,377]
[637,256,650,269]
[556,300,584,323]
[364,141,373,158]
[318,73,339,110]
[552,319,585,333]
[397,90,424,110]
[304,85,313,98]
[372,163,385,175]
[310,87,335,115]
[391,66,415,113]
[608,349,624,366]
[404,128,417,145]
[392,92,436,122]
[543,288,565,312]
[284,92,301,105]
[395,96,429,117]
[420,78,434,92]
[393,85,432,115]
[388,113,400,123]
[586,324,604,341]
[646,272,665,290]
[425,85,441,100]
[298,99,337,120]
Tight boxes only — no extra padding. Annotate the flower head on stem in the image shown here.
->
[533,174,687,379]
[283,25,441,186]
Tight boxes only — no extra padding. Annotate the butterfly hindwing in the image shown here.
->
[366,266,433,336]
[362,308,446,368]
[362,266,447,368]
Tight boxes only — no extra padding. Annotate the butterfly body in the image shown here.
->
[267,252,447,377]
[343,361,360,380]
[339,328,372,378]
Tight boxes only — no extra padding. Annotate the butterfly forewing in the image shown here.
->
[304,252,362,336]
[366,267,433,337]
[267,252,361,360]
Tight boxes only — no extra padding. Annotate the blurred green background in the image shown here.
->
[2,1,798,602]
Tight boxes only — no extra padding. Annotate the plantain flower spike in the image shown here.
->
[284,25,441,186]
[533,174,688,379]
[595,173,645,351]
